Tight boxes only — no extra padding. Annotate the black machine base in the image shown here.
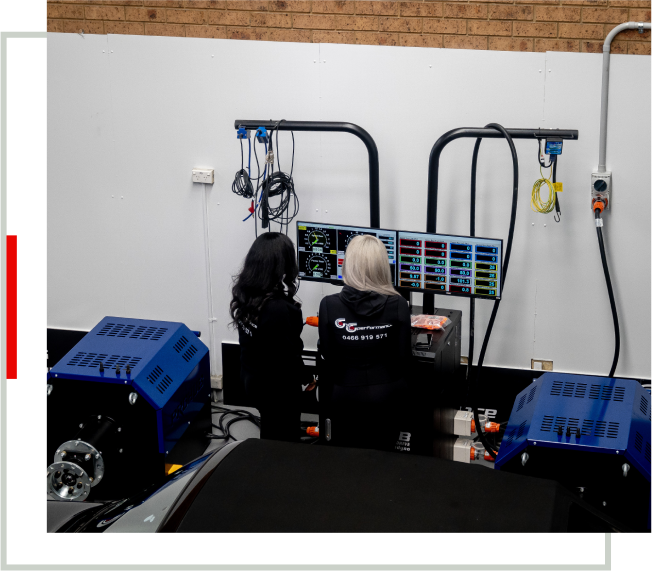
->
[47,375,212,502]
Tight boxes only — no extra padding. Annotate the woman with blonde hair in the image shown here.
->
[318,234,412,450]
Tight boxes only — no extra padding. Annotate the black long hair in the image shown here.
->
[230,232,300,327]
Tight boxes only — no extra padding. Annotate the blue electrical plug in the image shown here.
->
[237,126,248,140]
[255,126,269,143]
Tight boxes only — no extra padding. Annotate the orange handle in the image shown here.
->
[306,426,319,437]
[484,421,500,433]
[306,316,319,327]
[593,200,605,213]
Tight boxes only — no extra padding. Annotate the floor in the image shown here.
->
[206,390,319,454]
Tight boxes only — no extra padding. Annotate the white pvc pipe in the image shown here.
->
[598,22,651,173]
[201,182,219,385]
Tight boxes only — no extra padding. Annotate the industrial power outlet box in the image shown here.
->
[453,409,477,436]
[591,171,612,209]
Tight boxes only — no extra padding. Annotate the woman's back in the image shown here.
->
[318,286,411,388]
[230,232,310,442]
[316,234,413,450]
[238,294,305,401]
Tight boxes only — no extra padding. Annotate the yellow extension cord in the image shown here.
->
[531,165,556,214]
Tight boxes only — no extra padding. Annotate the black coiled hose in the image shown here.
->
[232,138,254,198]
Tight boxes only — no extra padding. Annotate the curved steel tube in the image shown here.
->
[426,128,579,233]
[598,22,651,172]
[423,126,578,313]
[234,120,380,228]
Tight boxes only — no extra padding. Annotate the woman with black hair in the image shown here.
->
[230,232,313,442]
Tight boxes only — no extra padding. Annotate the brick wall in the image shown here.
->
[47,0,651,55]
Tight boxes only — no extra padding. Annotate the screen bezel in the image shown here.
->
[396,229,503,300]
[295,221,398,286]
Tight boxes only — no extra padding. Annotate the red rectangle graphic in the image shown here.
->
[7,234,45,379]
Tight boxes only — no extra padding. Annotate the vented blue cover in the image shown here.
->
[49,316,208,412]
[495,373,651,481]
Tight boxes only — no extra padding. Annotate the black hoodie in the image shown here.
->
[238,295,311,406]
[318,285,412,388]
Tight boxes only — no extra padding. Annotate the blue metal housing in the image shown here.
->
[495,373,651,481]
[49,316,210,454]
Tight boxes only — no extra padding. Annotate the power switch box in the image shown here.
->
[192,169,214,184]
[591,171,611,210]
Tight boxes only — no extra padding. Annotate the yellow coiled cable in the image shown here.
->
[531,165,556,214]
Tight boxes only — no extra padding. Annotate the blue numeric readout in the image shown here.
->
[451,269,472,277]
[396,232,501,298]
[400,264,421,272]
[476,254,497,263]
[451,252,472,260]
[476,245,498,254]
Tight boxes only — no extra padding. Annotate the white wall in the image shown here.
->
[47,33,651,380]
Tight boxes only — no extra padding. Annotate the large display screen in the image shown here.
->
[296,221,397,284]
[296,222,502,299]
[397,231,502,299]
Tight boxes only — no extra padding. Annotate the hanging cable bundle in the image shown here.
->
[531,165,557,214]
[232,122,299,235]
[232,169,254,199]
[532,139,562,222]
[259,170,299,231]
[232,134,254,199]
[256,122,299,234]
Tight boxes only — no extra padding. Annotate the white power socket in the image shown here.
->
[192,168,214,184]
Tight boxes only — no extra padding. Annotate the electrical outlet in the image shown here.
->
[591,171,611,209]
[531,359,553,371]
[192,168,214,184]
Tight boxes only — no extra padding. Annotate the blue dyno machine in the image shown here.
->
[495,372,651,530]
[47,317,210,502]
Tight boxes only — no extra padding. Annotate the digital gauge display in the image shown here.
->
[344,232,366,246]
[396,230,503,299]
[296,222,502,299]
[305,230,331,251]
[303,253,331,279]
[297,222,397,285]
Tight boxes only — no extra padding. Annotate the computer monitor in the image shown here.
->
[396,230,503,299]
[296,221,397,285]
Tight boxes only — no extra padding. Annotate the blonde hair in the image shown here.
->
[342,235,399,296]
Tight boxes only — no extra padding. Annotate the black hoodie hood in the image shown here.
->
[339,285,389,317]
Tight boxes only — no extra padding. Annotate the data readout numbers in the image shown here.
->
[297,222,502,298]
[396,231,502,298]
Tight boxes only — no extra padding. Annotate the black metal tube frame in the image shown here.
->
[234,120,380,228]
[427,128,579,233]
[423,127,578,313]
